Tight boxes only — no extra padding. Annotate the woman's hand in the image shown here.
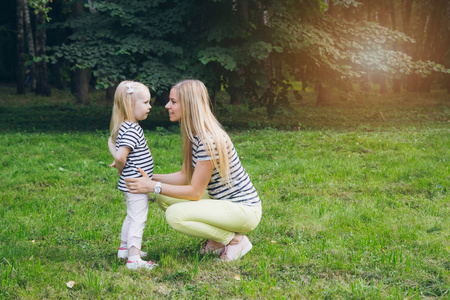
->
[125,167,155,193]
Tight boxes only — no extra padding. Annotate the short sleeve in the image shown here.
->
[195,138,213,161]
[193,135,221,162]
[118,125,141,151]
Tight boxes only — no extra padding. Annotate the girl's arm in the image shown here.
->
[114,147,131,174]
[125,160,214,201]
[108,137,116,157]
[108,137,131,174]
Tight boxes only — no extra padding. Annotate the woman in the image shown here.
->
[125,79,261,261]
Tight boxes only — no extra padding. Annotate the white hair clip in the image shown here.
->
[125,83,134,94]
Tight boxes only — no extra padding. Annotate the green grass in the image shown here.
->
[0,88,449,299]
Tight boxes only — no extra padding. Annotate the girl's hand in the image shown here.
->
[109,161,121,176]
[146,140,152,155]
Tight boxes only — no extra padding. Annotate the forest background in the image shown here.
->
[1,0,450,115]
[1,0,450,299]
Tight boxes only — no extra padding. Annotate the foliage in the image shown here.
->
[47,0,449,108]
[273,15,450,87]
[29,0,52,22]
[50,0,208,94]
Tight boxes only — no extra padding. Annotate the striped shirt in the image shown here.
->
[116,121,153,192]
[192,135,261,206]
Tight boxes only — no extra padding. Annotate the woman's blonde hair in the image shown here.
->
[172,79,232,185]
[110,80,150,143]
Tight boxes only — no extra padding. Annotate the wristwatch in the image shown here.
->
[153,182,162,194]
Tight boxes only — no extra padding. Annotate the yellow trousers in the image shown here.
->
[156,192,262,245]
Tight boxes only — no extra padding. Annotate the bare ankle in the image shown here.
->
[229,234,243,245]
[128,246,140,257]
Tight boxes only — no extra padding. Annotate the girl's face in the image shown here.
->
[133,89,151,121]
[166,88,182,122]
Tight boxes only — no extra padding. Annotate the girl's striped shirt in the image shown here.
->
[116,121,153,192]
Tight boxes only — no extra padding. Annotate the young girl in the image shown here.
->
[108,81,156,270]
[125,79,262,262]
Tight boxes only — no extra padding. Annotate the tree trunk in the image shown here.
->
[367,0,372,22]
[16,0,25,94]
[105,81,119,104]
[419,76,432,93]
[34,11,51,96]
[238,0,249,20]
[23,0,36,91]
[377,1,388,94]
[316,83,332,106]
[378,0,388,27]
[375,73,387,94]
[360,67,370,92]
[419,3,440,93]
[228,87,242,105]
[232,0,249,106]
[73,68,90,105]
[401,0,414,92]
[210,79,222,113]
[327,1,337,17]
[406,0,425,92]
[51,62,66,89]
[389,0,402,92]
[71,0,90,104]
[446,74,450,94]
[299,65,308,91]
[401,0,413,36]
[392,75,402,93]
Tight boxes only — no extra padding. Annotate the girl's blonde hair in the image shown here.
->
[110,80,150,143]
[172,79,232,185]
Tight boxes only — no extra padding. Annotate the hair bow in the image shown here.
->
[125,83,134,94]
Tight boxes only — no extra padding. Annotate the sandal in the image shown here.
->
[200,239,224,255]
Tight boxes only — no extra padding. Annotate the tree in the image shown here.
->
[48,0,449,110]
[342,0,450,93]
[51,0,197,99]
[71,0,90,105]
[29,0,51,96]
[196,0,448,108]
[269,1,450,104]
[198,1,326,112]
[16,0,26,94]
[23,0,36,91]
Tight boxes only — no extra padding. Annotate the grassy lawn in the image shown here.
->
[0,87,449,299]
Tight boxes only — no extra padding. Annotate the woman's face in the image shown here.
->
[166,88,182,122]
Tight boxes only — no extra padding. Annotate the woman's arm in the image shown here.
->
[125,160,214,201]
[153,172,188,185]
[152,161,188,185]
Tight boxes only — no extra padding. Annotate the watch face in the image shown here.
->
[154,182,162,194]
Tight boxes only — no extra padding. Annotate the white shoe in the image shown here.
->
[117,247,147,259]
[219,235,252,262]
[126,258,156,270]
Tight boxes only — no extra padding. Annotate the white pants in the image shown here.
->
[120,192,148,250]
